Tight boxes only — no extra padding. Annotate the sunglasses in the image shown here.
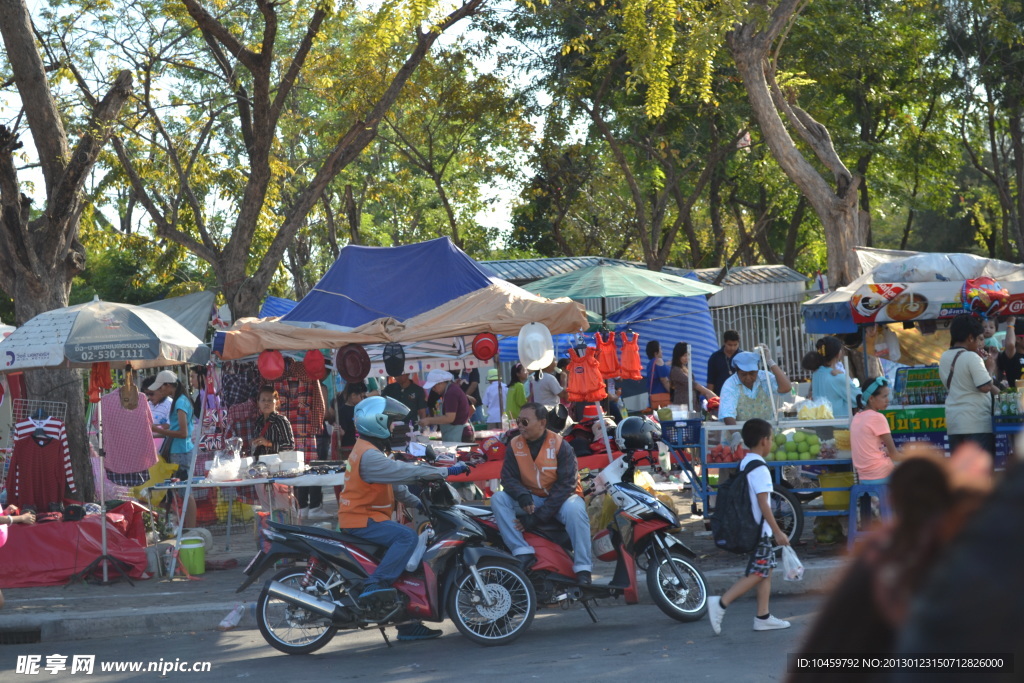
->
[516,418,532,427]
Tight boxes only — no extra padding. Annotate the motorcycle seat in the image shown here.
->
[270,521,386,557]
[527,519,572,548]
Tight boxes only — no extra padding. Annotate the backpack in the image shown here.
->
[711,459,767,554]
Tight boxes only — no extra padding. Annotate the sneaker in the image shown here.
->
[357,585,398,606]
[305,506,333,521]
[707,596,725,635]
[753,614,791,631]
[396,622,443,641]
[575,571,592,586]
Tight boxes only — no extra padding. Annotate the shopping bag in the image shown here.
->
[780,545,805,581]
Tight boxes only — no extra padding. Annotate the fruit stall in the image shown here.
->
[698,419,854,536]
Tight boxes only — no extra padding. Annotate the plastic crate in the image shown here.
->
[661,419,702,446]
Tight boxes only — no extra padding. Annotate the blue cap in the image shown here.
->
[733,351,761,372]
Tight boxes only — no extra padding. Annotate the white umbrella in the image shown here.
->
[0,298,209,370]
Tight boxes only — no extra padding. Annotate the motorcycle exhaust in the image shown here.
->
[266,580,343,621]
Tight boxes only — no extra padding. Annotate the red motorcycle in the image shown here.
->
[466,444,708,624]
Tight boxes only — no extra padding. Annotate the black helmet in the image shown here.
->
[615,416,662,451]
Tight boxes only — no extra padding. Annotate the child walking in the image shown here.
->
[707,418,792,634]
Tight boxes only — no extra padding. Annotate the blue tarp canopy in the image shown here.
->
[260,296,298,318]
[608,295,715,386]
[495,295,715,386]
[281,238,493,329]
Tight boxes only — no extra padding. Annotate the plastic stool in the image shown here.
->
[847,482,892,550]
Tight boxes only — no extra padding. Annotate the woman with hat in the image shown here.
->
[718,347,792,425]
[419,370,474,442]
[483,368,509,429]
[150,370,197,528]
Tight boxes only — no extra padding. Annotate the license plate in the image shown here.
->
[244,551,263,574]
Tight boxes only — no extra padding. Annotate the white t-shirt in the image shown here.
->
[939,348,993,435]
[738,452,773,536]
[483,381,508,422]
[530,372,564,409]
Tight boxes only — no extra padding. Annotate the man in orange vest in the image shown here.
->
[338,396,468,640]
[490,402,593,584]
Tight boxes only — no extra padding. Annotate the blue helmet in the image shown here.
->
[354,396,411,439]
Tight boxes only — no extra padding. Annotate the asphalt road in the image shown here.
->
[1,594,822,682]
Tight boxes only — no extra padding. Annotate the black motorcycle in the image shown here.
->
[238,477,537,654]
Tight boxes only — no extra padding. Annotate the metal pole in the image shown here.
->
[96,392,109,584]
[596,402,615,466]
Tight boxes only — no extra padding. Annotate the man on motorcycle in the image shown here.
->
[490,402,594,584]
[338,396,469,640]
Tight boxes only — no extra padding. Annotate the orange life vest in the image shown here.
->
[594,332,620,379]
[510,431,583,498]
[619,332,643,381]
[338,439,395,528]
[567,347,607,402]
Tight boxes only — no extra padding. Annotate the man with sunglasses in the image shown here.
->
[490,403,593,584]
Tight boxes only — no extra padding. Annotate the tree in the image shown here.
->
[0,0,132,497]
[59,0,486,319]
[726,1,866,286]
[944,0,1024,261]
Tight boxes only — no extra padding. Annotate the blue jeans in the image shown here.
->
[343,519,417,590]
[491,491,592,572]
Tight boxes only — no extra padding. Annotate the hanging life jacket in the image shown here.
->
[567,347,608,403]
[595,331,620,379]
[619,332,643,381]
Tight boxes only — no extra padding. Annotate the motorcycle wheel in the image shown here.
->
[447,560,536,646]
[257,567,338,655]
[646,548,708,622]
[770,485,804,543]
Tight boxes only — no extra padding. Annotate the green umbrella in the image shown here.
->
[524,262,722,317]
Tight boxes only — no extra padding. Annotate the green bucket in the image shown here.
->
[179,537,206,575]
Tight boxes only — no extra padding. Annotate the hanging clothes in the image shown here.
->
[567,347,608,402]
[272,358,326,459]
[7,417,76,509]
[97,390,158,474]
[595,331,620,379]
[220,360,261,408]
[619,332,643,380]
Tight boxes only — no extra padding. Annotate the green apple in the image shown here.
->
[797,441,809,453]
[809,443,821,456]
[785,441,799,453]
[793,432,806,443]
[775,434,787,447]
[807,435,821,447]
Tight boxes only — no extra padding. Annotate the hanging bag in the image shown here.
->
[780,545,804,581]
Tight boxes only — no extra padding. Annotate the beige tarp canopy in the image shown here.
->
[216,282,587,359]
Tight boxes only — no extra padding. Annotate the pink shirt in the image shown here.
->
[850,409,894,481]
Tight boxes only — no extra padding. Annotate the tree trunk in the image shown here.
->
[728,4,864,287]
[0,0,132,499]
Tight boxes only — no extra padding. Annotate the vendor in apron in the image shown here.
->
[419,369,474,442]
[718,349,793,425]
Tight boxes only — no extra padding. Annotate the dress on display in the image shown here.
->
[6,416,76,509]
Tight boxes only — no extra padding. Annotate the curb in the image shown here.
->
[0,601,258,643]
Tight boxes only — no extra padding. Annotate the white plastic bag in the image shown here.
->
[781,545,804,582]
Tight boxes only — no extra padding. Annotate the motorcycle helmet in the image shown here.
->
[615,416,662,451]
[354,396,411,439]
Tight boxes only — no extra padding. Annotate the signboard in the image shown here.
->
[850,281,1024,324]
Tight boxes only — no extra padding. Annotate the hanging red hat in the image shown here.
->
[302,349,328,381]
[258,350,286,380]
[472,333,498,361]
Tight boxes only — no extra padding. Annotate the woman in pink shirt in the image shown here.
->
[850,377,901,483]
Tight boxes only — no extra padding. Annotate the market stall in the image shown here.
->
[804,248,1024,467]
[0,298,210,585]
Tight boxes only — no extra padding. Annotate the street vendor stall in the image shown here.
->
[804,248,1024,467]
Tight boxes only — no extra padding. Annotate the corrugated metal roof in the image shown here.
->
[691,265,808,286]
[479,257,806,287]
